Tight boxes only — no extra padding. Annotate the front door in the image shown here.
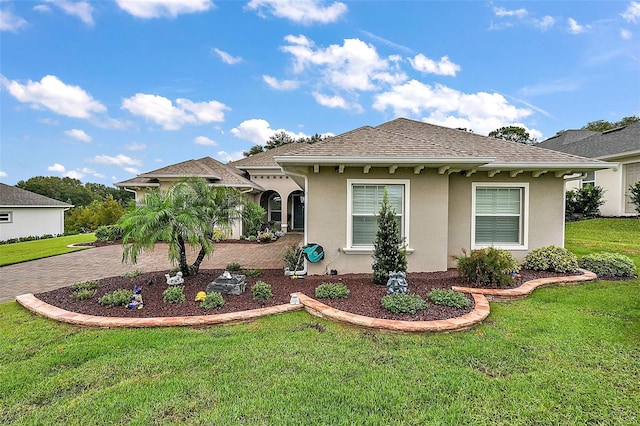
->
[293,194,304,230]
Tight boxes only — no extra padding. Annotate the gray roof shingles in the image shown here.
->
[230,143,309,168]
[0,183,73,207]
[538,123,640,159]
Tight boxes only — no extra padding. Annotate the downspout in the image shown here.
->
[282,169,309,276]
[561,173,588,247]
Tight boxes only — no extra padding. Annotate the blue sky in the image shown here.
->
[1,0,639,186]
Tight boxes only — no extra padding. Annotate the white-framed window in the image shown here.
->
[0,211,12,223]
[347,179,410,250]
[268,193,282,222]
[581,171,596,188]
[472,183,528,250]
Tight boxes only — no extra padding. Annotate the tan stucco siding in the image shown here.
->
[596,154,640,216]
[447,173,565,268]
[305,167,449,275]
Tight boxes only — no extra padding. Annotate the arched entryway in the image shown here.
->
[260,190,283,229]
[289,190,305,231]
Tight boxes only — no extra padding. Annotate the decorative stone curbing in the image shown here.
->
[15,269,595,331]
[452,268,597,301]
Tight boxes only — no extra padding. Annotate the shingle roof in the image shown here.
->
[230,143,309,168]
[538,123,640,159]
[0,183,73,207]
[115,157,264,191]
[276,118,606,168]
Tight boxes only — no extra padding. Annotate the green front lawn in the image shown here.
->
[566,218,640,267]
[0,234,96,266]
[0,220,638,425]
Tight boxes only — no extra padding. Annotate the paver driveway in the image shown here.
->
[0,233,302,303]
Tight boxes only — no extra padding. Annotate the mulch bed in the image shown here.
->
[35,269,578,322]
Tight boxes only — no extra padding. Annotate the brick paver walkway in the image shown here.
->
[0,233,302,303]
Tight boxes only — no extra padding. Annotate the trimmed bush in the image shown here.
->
[243,269,262,277]
[163,286,186,304]
[381,293,427,314]
[122,270,144,278]
[579,252,636,277]
[95,225,124,242]
[73,288,96,301]
[315,283,350,299]
[252,281,273,304]
[212,228,228,242]
[72,280,99,292]
[226,262,242,272]
[200,292,225,309]
[523,246,578,273]
[428,289,471,309]
[456,247,520,287]
[99,289,133,307]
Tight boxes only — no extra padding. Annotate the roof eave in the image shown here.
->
[138,173,222,180]
[478,161,618,171]
[595,150,640,161]
[274,156,496,167]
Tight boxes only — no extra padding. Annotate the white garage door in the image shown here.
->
[625,162,640,213]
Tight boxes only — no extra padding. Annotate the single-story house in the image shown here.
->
[0,183,73,241]
[117,117,614,275]
[537,123,640,216]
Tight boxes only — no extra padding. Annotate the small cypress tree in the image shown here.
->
[372,190,407,284]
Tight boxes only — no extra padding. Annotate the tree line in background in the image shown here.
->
[243,131,328,157]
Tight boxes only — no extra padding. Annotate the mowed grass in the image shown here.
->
[0,219,638,425]
[0,234,96,266]
[565,218,640,267]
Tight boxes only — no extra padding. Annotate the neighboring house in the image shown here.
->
[538,123,640,216]
[274,118,612,274]
[0,183,73,241]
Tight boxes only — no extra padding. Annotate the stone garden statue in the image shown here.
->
[165,271,184,285]
[386,271,408,294]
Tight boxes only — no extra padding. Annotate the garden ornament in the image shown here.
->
[127,285,143,309]
[386,271,409,295]
[290,293,300,305]
[165,271,184,285]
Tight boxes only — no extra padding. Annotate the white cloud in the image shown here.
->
[313,92,362,112]
[212,48,242,64]
[372,80,534,135]
[43,0,94,26]
[91,154,142,167]
[124,167,140,174]
[534,15,555,31]
[0,7,27,31]
[1,74,106,118]
[116,0,213,19]
[246,0,347,25]
[263,75,300,90]
[621,28,633,39]
[493,6,527,19]
[216,150,244,163]
[622,1,640,23]
[64,128,92,142]
[0,170,7,178]
[230,118,307,144]
[121,93,229,130]
[567,17,589,34]
[194,136,218,146]
[125,143,147,151]
[33,5,52,13]
[280,36,406,91]
[409,54,460,77]
[64,170,84,179]
[80,167,105,179]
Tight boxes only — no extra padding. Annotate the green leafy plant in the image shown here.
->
[122,269,144,278]
[283,244,304,271]
[72,280,99,292]
[252,281,273,305]
[247,236,257,242]
[212,228,228,242]
[372,189,407,284]
[629,182,640,214]
[565,185,605,221]
[315,283,350,299]
[73,288,96,301]
[200,292,225,309]
[381,293,427,314]
[258,230,275,242]
[243,269,262,277]
[242,201,266,238]
[579,252,636,277]
[226,262,242,272]
[523,246,578,273]
[94,224,125,242]
[163,286,186,304]
[428,289,471,309]
[99,289,133,307]
[456,247,520,287]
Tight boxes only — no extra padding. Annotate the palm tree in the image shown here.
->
[118,178,245,277]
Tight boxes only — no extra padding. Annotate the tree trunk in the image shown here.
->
[177,235,190,277]
[191,246,210,275]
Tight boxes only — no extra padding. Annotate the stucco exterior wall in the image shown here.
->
[596,154,640,216]
[447,172,565,268]
[246,168,303,233]
[0,207,66,240]
[304,167,450,275]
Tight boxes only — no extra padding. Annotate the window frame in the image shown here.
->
[581,171,596,188]
[346,179,410,252]
[471,182,529,250]
[0,211,12,224]
[268,193,282,223]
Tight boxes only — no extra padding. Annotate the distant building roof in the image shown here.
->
[0,183,73,207]
[538,123,640,159]
[115,157,264,191]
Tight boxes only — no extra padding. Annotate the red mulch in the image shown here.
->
[35,269,578,322]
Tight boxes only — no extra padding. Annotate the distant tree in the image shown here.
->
[65,195,125,233]
[456,128,474,133]
[581,115,640,132]
[242,132,329,157]
[298,133,329,144]
[84,183,134,207]
[16,176,93,206]
[265,131,296,150]
[243,145,266,157]
[489,126,537,144]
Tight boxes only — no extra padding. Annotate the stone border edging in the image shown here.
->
[295,292,490,333]
[452,268,597,301]
[15,293,303,328]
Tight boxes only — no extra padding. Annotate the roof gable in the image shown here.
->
[0,183,73,207]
